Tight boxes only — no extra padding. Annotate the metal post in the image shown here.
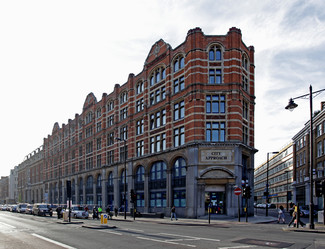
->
[308,85,315,229]
[238,195,240,222]
[266,153,269,217]
[124,139,127,220]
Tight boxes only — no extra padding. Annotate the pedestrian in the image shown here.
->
[56,206,62,219]
[84,205,89,212]
[287,203,305,227]
[114,206,118,217]
[92,206,98,219]
[171,206,177,221]
[106,205,112,219]
[98,206,102,218]
[277,205,285,224]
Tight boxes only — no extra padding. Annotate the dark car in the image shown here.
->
[32,203,53,216]
[300,205,318,217]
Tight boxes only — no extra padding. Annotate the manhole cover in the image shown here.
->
[234,238,293,248]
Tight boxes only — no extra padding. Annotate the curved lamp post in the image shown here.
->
[285,85,325,229]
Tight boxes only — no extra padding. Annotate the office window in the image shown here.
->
[243,126,248,145]
[174,76,185,94]
[174,101,185,121]
[136,140,144,157]
[206,95,225,114]
[120,126,128,141]
[243,101,248,119]
[174,126,185,147]
[136,98,144,113]
[150,133,166,153]
[317,141,323,157]
[242,75,248,91]
[136,119,144,135]
[97,138,101,150]
[107,150,114,165]
[96,108,101,118]
[206,122,225,142]
[107,115,114,127]
[85,112,93,124]
[150,86,166,105]
[242,55,248,70]
[96,122,102,132]
[209,69,222,84]
[150,109,166,130]
[120,107,128,120]
[107,132,114,146]
[317,124,322,137]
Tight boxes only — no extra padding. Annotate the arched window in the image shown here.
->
[79,178,83,204]
[107,172,114,206]
[209,46,222,61]
[149,66,166,86]
[107,100,114,112]
[135,166,145,207]
[172,158,186,207]
[120,169,128,210]
[96,174,102,206]
[149,161,167,208]
[136,81,144,94]
[173,55,185,72]
[86,176,93,204]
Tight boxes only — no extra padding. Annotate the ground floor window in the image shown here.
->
[136,193,144,207]
[150,191,166,207]
[173,190,186,207]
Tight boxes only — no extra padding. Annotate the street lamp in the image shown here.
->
[116,137,127,220]
[266,151,279,216]
[285,85,325,229]
[284,170,290,211]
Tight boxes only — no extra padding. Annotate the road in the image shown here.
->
[0,211,324,249]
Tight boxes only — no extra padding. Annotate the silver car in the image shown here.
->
[71,205,89,219]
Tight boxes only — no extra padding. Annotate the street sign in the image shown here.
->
[234,187,242,195]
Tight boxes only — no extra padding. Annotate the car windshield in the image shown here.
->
[20,204,27,208]
[39,205,48,208]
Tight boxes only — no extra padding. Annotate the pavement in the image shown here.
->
[74,213,325,233]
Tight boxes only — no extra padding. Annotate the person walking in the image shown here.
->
[288,203,305,227]
[277,205,285,223]
[171,206,177,221]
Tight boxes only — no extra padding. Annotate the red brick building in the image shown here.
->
[24,27,256,218]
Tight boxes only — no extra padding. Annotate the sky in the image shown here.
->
[1,0,325,177]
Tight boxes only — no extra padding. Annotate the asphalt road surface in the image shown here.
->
[0,211,324,249]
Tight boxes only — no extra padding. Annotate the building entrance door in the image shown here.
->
[205,192,225,214]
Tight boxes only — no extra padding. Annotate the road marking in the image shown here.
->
[32,233,77,249]
[0,222,16,229]
[218,246,257,249]
[137,236,196,247]
[159,233,220,242]
[98,230,123,236]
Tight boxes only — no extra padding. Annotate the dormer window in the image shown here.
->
[209,46,222,61]
[120,91,128,104]
[173,55,185,72]
[150,66,166,86]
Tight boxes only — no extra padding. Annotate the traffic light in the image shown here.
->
[243,186,252,199]
[246,186,252,199]
[315,181,323,197]
[315,181,325,197]
[130,189,137,203]
[242,187,247,198]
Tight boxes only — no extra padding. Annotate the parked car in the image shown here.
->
[1,205,8,211]
[17,203,28,213]
[26,204,33,214]
[300,205,318,217]
[10,205,18,212]
[32,203,53,216]
[71,205,89,219]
